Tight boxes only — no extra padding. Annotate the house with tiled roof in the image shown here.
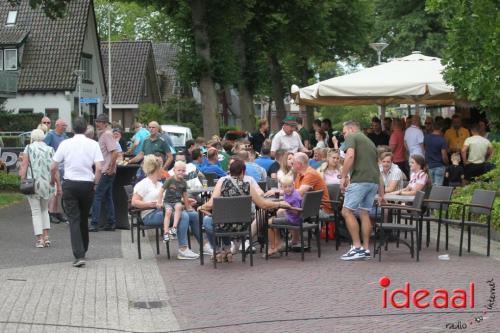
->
[0,0,106,128]
[101,41,161,129]
[152,42,179,104]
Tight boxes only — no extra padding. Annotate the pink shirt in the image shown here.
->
[408,170,427,190]
[99,128,118,173]
[323,169,341,184]
[389,129,406,163]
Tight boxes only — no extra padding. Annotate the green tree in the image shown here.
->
[427,0,499,124]
[367,0,446,63]
[320,105,378,130]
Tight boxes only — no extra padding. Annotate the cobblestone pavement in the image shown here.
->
[157,223,500,333]
[0,201,178,333]
[2,200,500,333]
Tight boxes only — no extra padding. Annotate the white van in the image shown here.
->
[161,125,193,151]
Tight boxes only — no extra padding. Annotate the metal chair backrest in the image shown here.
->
[470,190,496,215]
[204,172,218,187]
[411,191,426,210]
[267,178,278,190]
[124,185,134,209]
[327,183,341,202]
[301,190,323,220]
[212,196,252,225]
[426,186,454,210]
[258,181,267,192]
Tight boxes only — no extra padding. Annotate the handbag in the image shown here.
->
[20,145,36,195]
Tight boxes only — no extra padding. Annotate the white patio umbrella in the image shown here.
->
[291,51,456,107]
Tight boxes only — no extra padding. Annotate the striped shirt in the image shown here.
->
[380,163,404,191]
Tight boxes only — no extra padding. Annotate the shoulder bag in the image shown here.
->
[20,145,36,195]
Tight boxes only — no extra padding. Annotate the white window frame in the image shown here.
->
[0,51,3,70]
[80,55,92,82]
[6,11,17,25]
[4,49,17,70]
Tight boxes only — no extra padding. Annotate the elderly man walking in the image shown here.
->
[44,118,68,223]
[51,118,103,267]
[89,114,119,232]
[340,121,384,261]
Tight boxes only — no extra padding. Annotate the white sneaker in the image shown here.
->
[240,239,256,252]
[203,243,213,255]
[177,248,200,260]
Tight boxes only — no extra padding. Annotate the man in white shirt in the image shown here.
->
[270,116,310,157]
[404,115,425,157]
[50,118,104,268]
[461,124,494,181]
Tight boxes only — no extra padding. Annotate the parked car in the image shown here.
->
[161,125,193,151]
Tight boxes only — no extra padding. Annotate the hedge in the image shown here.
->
[447,142,500,229]
[0,173,20,191]
[0,112,45,132]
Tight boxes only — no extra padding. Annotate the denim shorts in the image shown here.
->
[343,182,378,211]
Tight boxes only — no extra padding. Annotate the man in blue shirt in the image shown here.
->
[44,119,67,151]
[44,118,68,223]
[424,121,449,185]
[237,150,266,182]
[127,122,150,157]
[255,140,276,175]
[199,148,226,178]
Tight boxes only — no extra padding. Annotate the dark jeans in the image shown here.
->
[91,174,116,227]
[62,180,94,259]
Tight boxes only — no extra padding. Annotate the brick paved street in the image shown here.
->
[1,200,500,333]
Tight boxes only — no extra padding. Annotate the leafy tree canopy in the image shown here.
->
[427,0,499,123]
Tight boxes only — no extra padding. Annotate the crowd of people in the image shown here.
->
[18,111,495,266]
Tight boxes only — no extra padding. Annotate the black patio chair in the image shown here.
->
[124,185,169,260]
[210,195,253,268]
[320,183,343,249]
[373,191,425,262]
[258,181,267,192]
[418,186,454,250]
[204,172,218,187]
[265,190,323,261]
[438,189,496,256]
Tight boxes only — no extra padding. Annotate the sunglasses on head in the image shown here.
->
[43,121,51,124]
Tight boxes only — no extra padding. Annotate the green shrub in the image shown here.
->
[448,142,500,229]
[0,173,20,191]
[0,112,44,132]
[1,136,20,147]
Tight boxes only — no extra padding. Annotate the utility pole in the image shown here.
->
[108,2,112,123]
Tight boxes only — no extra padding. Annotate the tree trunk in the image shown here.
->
[268,52,286,128]
[234,32,255,132]
[300,60,315,131]
[190,0,219,137]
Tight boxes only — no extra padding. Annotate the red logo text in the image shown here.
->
[380,276,475,309]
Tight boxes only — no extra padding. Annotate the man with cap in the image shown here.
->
[270,116,309,157]
[89,113,119,232]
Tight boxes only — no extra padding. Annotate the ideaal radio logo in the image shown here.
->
[379,276,496,330]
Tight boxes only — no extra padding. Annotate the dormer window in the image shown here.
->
[6,11,17,25]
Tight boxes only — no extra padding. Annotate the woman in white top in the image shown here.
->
[319,149,342,185]
[315,130,327,148]
[19,129,58,248]
[388,154,428,196]
[132,155,202,259]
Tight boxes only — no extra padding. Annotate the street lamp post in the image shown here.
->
[369,39,389,129]
[73,69,85,117]
[369,40,389,65]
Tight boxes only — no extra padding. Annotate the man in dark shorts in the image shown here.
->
[340,121,384,261]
